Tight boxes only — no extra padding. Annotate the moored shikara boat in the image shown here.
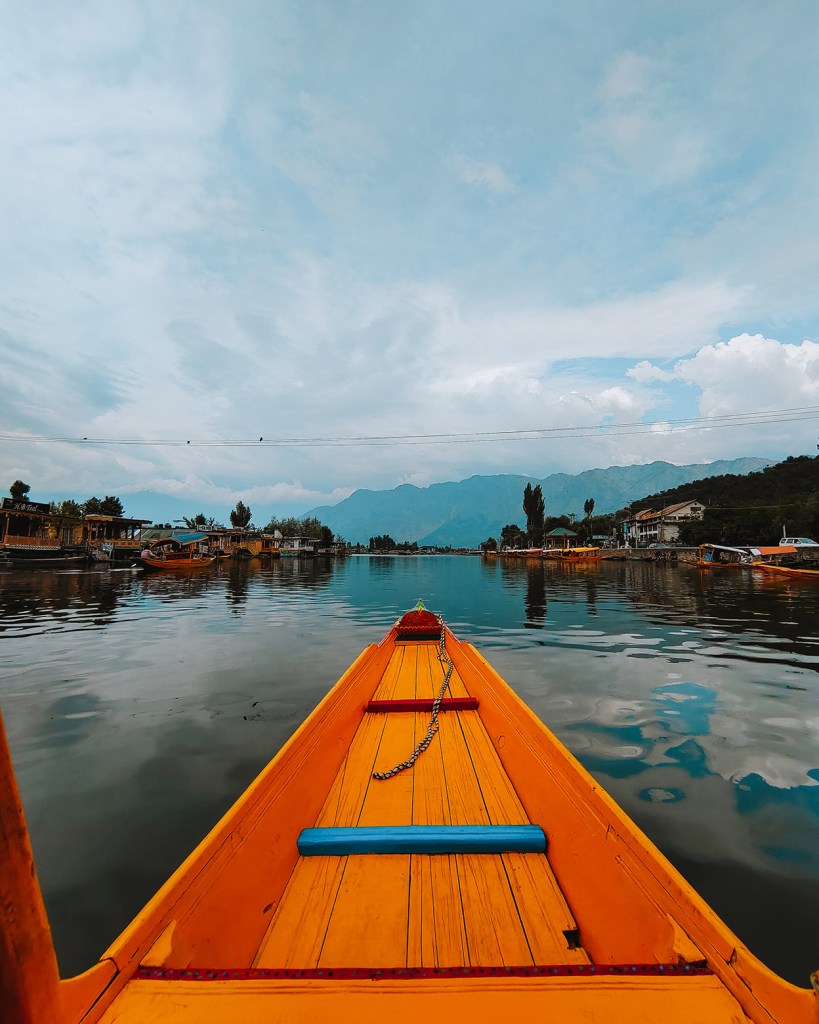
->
[1,605,816,1024]
[751,561,819,580]
[693,543,750,569]
[135,536,216,573]
[543,545,601,561]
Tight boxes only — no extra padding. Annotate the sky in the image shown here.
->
[2,1,819,526]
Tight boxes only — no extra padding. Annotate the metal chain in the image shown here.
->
[373,619,453,780]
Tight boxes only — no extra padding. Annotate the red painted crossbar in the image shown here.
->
[366,697,478,713]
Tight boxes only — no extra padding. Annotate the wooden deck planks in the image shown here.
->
[457,853,534,965]
[313,713,386,828]
[255,650,588,972]
[411,712,451,827]
[455,713,529,825]
[318,854,410,968]
[501,853,588,964]
[370,646,407,702]
[253,855,347,968]
[361,714,416,825]
[409,854,469,967]
[437,714,491,825]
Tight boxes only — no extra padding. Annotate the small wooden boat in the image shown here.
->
[751,561,819,580]
[693,543,750,569]
[543,545,601,561]
[135,537,216,573]
[746,545,819,579]
[1,604,816,1024]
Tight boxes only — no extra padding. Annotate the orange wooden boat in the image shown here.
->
[1,604,816,1024]
[751,561,819,580]
[136,537,216,573]
[543,546,601,561]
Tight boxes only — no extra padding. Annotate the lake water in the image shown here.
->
[1,554,817,986]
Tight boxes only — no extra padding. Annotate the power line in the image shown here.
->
[1,405,819,449]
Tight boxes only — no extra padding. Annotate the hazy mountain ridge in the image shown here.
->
[305,458,773,546]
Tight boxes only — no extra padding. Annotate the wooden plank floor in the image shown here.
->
[254,644,588,969]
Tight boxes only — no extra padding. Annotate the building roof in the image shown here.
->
[546,527,578,537]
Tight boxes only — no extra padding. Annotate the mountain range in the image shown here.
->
[305,457,772,547]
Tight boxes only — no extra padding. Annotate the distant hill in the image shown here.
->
[624,455,819,513]
[305,457,772,547]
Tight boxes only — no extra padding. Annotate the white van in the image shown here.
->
[779,537,819,546]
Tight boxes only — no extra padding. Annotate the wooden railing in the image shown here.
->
[1,534,60,548]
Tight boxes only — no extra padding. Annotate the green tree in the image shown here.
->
[9,480,30,501]
[500,523,526,549]
[481,536,498,552]
[230,501,252,528]
[583,497,595,540]
[100,496,124,516]
[82,496,124,516]
[522,484,545,547]
[183,513,208,528]
[51,499,82,517]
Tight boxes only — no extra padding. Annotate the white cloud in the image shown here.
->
[674,334,819,416]
[600,52,657,103]
[628,361,674,384]
[449,156,515,194]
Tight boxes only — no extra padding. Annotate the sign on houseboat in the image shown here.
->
[1,498,51,515]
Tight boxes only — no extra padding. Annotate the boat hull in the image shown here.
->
[2,612,814,1024]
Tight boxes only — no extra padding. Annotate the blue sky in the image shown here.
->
[2,1,819,525]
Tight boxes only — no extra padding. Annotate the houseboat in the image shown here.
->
[0,498,84,566]
[84,515,152,563]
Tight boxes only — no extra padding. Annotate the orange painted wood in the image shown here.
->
[501,853,588,964]
[254,855,347,968]
[408,854,469,967]
[411,712,451,827]
[456,853,533,966]
[398,645,421,701]
[414,644,435,698]
[318,855,410,968]
[436,715,490,825]
[0,711,62,1024]
[370,647,406,702]
[314,713,386,828]
[95,974,754,1024]
[443,661,471,699]
[360,714,416,824]
[456,713,529,825]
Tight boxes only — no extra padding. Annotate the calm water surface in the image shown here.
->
[1,555,817,985]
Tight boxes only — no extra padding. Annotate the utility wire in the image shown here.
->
[1,405,818,449]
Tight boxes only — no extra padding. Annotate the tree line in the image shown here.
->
[8,482,340,546]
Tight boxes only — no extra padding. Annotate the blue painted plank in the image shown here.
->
[297,825,547,856]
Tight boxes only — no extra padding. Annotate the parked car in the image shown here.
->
[779,537,819,546]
